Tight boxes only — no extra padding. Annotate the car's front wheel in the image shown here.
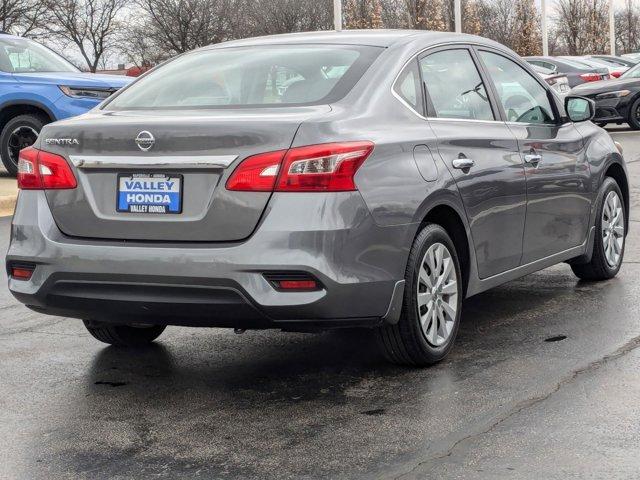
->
[571,177,625,280]
[0,114,48,175]
[83,320,166,347]
[376,223,463,366]
[627,97,640,130]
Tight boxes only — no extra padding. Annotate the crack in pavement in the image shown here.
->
[391,333,640,480]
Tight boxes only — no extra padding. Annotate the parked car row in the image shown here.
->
[526,54,640,129]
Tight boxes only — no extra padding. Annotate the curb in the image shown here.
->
[0,194,17,217]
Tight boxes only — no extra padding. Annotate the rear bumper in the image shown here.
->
[7,191,412,329]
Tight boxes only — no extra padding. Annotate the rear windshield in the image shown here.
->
[559,58,593,70]
[104,45,382,110]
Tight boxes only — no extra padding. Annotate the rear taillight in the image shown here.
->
[225,150,286,191]
[226,142,374,193]
[17,147,77,190]
[611,71,623,78]
[580,73,602,82]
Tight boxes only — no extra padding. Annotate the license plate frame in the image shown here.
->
[116,173,183,214]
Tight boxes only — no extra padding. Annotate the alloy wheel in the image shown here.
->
[416,242,459,347]
[602,190,624,268]
[7,126,38,167]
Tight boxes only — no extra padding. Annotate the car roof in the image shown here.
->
[0,33,28,41]
[203,29,508,50]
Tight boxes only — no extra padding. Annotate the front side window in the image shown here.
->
[480,51,556,125]
[393,60,423,114]
[0,38,78,73]
[419,49,494,121]
[105,45,382,110]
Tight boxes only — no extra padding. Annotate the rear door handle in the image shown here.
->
[524,153,542,167]
[452,158,475,170]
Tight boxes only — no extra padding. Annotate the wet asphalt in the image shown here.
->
[2,129,640,479]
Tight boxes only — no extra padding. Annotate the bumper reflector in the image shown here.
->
[278,280,318,290]
[11,265,35,280]
[263,272,321,291]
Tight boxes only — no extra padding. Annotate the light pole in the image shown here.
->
[454,0,462,33]
[609,0,615,55]
[541,0,549,56]
[334,0,342,31]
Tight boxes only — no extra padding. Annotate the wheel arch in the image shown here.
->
[0,101,55,136]
[421,203,471,296]
[603,160,629,233]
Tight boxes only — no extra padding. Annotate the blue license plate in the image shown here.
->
[117,173,182,214]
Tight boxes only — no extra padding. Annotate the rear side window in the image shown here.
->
[105,45,382,110]
[419,49,494,121]
[479,51,556,125]
[393,60,423,114]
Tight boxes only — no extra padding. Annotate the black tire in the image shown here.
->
[627,97,640,130]
[83,320,166,347]
[571,177,625,281]
[596,122,608,128]
[376,223,463,366]
[0,113,48,175]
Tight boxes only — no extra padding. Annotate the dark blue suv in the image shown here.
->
[0,33,132,174]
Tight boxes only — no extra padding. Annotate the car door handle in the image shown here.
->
[452,158,475,170]
[524,153,542,167]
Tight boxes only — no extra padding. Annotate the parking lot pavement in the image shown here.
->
[2,131,640,479]
[0,171,17,217]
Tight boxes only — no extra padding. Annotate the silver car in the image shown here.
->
[7,31,629,366]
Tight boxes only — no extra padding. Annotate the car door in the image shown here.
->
[476,49,592,264]
[418,47,527,279]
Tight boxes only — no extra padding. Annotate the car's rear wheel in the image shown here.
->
[627,97,640,130]
[571,177,625,280]
[0,114,48,175]
[83,320,166,347]
[376,223,463,366]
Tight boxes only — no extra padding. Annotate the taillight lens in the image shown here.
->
[276,142,374,192]
[611,71,622,78]
[225,150,286,191]
[580,73,602,82]
[227,142,374,193]
[17,147,77,190]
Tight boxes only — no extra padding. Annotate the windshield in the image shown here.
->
[104,45,382,110]
[0,37,78,73]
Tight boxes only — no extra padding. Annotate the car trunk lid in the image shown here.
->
[42,107,328,242]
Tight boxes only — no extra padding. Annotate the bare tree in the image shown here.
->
[44,0,126,72]
[379,0,406,28]
[404,0,446,30]
[344,0,384,29]
[244,0,332,36]
[470,0,541,55]
[117,21,168,68]
[555,0,609,55]
[0,0,47,36]
[139,0,239,55]
[615,0,640,54]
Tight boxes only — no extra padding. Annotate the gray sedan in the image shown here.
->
[7,30,629,366]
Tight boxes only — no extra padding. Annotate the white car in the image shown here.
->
[531,64,570,94]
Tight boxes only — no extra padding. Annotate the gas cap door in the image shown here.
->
[413,144,438,181]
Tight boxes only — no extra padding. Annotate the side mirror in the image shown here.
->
[565,95,595,122]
